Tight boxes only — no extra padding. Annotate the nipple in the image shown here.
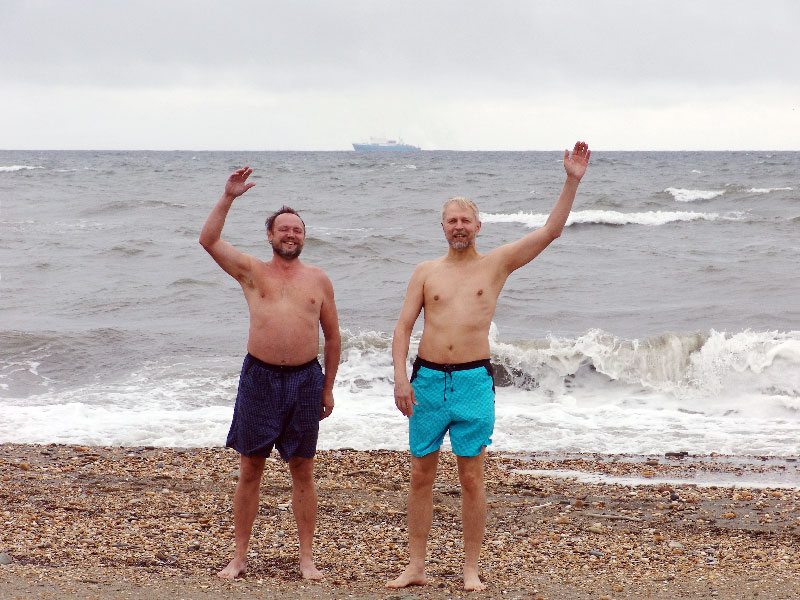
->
[434,295,440,301]
[477,289,483,296]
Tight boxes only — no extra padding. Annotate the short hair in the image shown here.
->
[441,197,480,222]
[265,206,305,233]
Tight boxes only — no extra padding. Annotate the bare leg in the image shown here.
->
[457,448,487,591]
[218,454,266,579]
[386,450,439,589]
[288,456,323,580]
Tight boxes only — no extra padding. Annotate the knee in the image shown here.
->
[289,457,315,484]
[458,470,484,495]
[239,457,265,485]
[409,466,436,491]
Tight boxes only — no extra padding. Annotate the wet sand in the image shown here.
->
[1,444,799,599]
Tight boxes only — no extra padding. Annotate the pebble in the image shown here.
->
[0,552,13,565]
[2,444,798,598]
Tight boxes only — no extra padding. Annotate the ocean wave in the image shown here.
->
[0,165,43,172]
[664,187,725,202]
[748,187,793,194]
[487,327,800,406]
[3,326,797,454]
[480,209,732,228]
[337,327,800,408]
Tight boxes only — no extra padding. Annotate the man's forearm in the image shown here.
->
[323,337,341,390]
[544,176,580,239]
[392,326,412,382]
[199,193,235,248]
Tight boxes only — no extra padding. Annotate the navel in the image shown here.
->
[448,345,453,351]
[477,289,483,296]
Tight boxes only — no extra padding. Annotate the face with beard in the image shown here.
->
[267,213,305,259]
[442,202,481,251]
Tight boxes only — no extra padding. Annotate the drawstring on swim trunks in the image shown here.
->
[442,365,455,399]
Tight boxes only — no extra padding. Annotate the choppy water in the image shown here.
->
[2,150,799,455]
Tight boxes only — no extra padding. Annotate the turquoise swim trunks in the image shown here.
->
[408,356,495,457]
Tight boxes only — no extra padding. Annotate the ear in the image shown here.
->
[476,221,482,234]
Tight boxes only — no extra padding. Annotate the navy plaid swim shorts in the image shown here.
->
[225,353,325,461]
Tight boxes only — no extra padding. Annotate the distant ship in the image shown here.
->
[352,137,420,151]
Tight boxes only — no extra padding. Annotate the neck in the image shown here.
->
[445,244,480,261]
[270,254,301,269]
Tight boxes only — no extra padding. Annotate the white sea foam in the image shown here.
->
[748,187,793,194]
[1,328,797,456]
[665,187,725,202]
[513,469,800,490]
[0,165,43,172]
[480,210,725,228]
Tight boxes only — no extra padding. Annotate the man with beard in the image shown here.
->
[199,166,340,580]
[387,142,590,591]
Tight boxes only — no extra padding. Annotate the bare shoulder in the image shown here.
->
[420,256,447,271]
[412,258,440,281]
[305,263,334,290]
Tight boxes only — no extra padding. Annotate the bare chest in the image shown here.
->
[243,267,322,317]
[423,267,498,313]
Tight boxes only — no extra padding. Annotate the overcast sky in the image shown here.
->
[2,0,798,150]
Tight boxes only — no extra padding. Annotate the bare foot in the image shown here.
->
[386,566,427,589]
[464,569,485,592]
[217,557,247,579]
[300,557,324,580]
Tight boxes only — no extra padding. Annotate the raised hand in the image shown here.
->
[225,166,256,198]
[564,141,591,182]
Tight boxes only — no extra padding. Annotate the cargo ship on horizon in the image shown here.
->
[352,137,420,151]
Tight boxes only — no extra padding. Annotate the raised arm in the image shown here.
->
[492,141,591,275]
[318,274,341,420]
[392,264,426,417]
[199,167,257,279]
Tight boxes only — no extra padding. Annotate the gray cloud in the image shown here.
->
[3,1,798,89]
[2,1,798,149]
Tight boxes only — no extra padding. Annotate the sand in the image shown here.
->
[1,443,798,599]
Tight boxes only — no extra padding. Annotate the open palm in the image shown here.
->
[564,141,590,181]
[225,166,256,197]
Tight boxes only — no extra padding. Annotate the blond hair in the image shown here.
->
[441,197,480,222]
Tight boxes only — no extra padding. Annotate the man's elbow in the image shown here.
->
[198,233,217,252]
[542,222,563,241]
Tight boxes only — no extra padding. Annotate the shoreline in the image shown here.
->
[1,443,799,599]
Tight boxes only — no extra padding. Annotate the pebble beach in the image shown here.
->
[1,444,799,599]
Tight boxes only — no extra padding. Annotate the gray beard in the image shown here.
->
[449,238,473,250]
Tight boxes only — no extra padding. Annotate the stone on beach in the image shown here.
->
[0,444,799,600]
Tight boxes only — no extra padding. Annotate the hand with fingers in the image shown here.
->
[225,166,257,198]
[564,141,591,182]
[394,380,416,417]
[320,389,334,420]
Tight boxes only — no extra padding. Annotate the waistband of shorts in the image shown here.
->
[246,353,320,373]
[413,356,492,373]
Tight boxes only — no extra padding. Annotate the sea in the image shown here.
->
[2,150,799,457]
